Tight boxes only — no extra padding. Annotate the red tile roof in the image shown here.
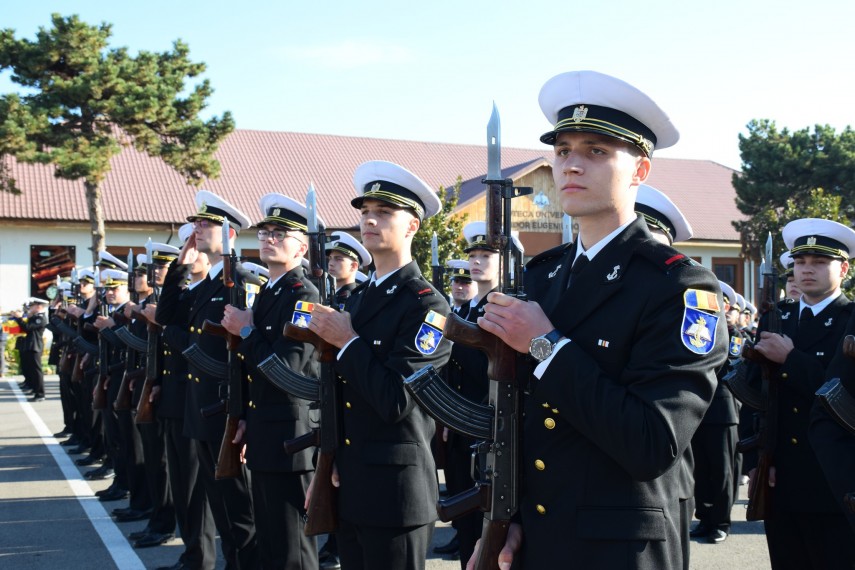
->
[0,130,742,241]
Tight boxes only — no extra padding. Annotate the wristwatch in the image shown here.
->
[528,329,563,362]
[239,325,255,340]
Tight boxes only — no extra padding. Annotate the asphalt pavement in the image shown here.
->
[0,374,770,569]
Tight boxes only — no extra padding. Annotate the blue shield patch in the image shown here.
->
[681,307,718,355]
[729,335,743,357]
[291,311,312,328]
[415,323,443,355]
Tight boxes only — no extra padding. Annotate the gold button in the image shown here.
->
[162,370,167,374]
[194,377,200,383]
[345,402,352,409]
[791,437,798,445]
[198,329,202,334]
[345,438,351,446]
[250,402,256,409]
[544,418,556,430]
[534,459,545,471]
[781,373,788,379]
[190,326,195,332]
[551,408,559,414]
[536,504,546,515]
[187,373,192,380]
[248,377,252,383]
[792,407,799,414]
[542,402,550,408]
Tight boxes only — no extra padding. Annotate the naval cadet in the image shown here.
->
[220,193,321,569]
[152,222,217,570]
[780,251,802,301]
[305,160,452,570]
[164,190,258,570]
[446,260,475,318]
[327,230,372,310]
[12,298,48,401]
[749,218,855,569]
[471,70,727,570]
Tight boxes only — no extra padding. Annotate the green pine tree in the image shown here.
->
[412,176,468,291]
[0,13,234,261]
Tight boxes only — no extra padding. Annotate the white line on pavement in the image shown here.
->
[8,379,145,570]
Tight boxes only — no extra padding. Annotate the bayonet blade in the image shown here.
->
[307,183,319,234]
[221,220,230,257]
[764,233,774,273]
[431,232,439,267]
[486,102,501,180]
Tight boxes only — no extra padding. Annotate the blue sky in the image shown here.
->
[2,1,854,170]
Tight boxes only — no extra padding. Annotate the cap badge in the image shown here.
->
[199,201,208,213]
[571,105,589,123]
[807,236,817,246]
[273,208,281,217]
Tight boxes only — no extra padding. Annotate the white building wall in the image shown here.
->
[0,223,262,311]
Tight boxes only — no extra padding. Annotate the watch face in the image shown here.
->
[529,337,552,361]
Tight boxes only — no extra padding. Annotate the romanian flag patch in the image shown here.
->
[415,310,446,355]
[681,289,720,355]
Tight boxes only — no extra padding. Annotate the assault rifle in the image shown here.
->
[261,184,341,536]
[114,250,140,411]
[90,269,111,411]
[729,234,779,521]
[136,239,164,424]
[405,103,531,570]
[197,223,245,479]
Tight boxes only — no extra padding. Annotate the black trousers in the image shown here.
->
[251,469,317,569]
[137,419,175,533]
[58,367,76,431]
[338,517,433,570]
[765,510,855,569]
[163,418,215,570]
[20,350,43,395]
[691,422,737,530]
[116,408,150,511]
[444,434,481,569]
[196,438,258,570]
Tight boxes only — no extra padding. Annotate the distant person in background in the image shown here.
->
[12,298,49,401]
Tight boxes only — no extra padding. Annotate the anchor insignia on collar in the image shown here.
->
[548,264,562,279]
[386,285,397,295]
[824,317,833,327]
[606,265,620,281]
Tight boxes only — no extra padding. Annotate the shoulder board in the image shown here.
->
[526,242,573,270]
[405,277,436,298]
[634,239,692,272]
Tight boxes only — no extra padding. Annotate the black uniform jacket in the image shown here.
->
[335,261,451,528]
[749,293,853,513]
[520,218,727,570]
[158,276,198,420]
[159,262,230,443]
[15,313,46,353]
[239,266,319,473]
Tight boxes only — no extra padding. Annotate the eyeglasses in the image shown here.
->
[192,219,215,229]
[257,229,298,243]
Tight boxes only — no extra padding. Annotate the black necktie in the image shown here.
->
[567,254,589,288]
[800,306,814,327]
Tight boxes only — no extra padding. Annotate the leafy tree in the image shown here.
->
[0,14,234,261]
[733,119,855,261]
[412,176,468,287]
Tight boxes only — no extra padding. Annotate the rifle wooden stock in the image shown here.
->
[284,323,338,362]
[59,350,75,375]
[443,314,516,380]
[437,482,490,522]
[746,453,773,521]
[201,320,240,351]
[283,429,320,455]
[71,353,84,383]
[114,371,133,411]
[215,415,242,480]
[92,373,108,410]
[473,519,511,570]
[135,321,163,425]
[304,451,338,536]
